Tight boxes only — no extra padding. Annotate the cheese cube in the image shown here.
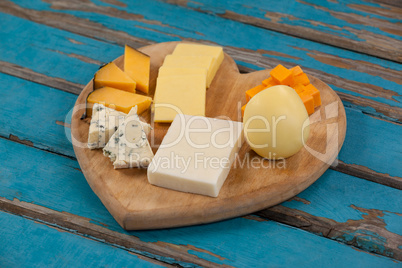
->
[172,43,224,87]
[162,55,214,87]
[153,75,206,123]
[103,107,154,169]
[147,115,244,197]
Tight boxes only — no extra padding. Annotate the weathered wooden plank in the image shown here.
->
[0,198,225,268]
[0,211,169,268]
[1,73,400,188]
[0,134,401,261]
[0,61,83,95]
[1,1,401,123]
[164,0,402,62]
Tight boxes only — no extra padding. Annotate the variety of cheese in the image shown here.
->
[87,103,151,149]
[124,45,150,94]
[85,44,322,197]
[87,86,152,116]
[153,75,206,123]
[103,107,154,169]
[94,62,136,93]
[148,115,243,197]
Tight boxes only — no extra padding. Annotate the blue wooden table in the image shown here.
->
[1,1,401,267]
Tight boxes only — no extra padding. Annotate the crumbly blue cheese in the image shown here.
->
[103,107,154,169]
[88,103,151,149]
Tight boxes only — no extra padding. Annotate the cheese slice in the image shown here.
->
[153,75,206,123]
[158,66,207,79]
[124,45,150,94]
[87,103,151,149]
[87,86,152,116]
[103,107,154,169]
[147,114,244,197]
[172,43,224,87]
[94,62,136,93]
[162,55,214,88]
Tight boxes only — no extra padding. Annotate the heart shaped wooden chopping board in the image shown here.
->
[71,41,346,230]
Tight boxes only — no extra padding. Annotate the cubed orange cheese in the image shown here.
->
[124,45,150,94]
[298,92,315,115]
[87,86,152,116]
[304,84,322,107]
[241,104,246,117]
[262,77,277,87]
[270,64,293,85]
[94,62,136,93]
[292,73,310,86]
[290,66,304,76]
[245,84,266,102]
[293,84,306,94]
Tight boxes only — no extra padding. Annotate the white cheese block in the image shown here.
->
[147,114,244,197]
[88,103,151,149]
[103,107,154,169]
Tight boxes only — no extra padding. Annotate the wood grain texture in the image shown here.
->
[165,0,402,62]
[0,210,168,268]
[2,0,401,123]
[0,0,401,261]
[1,198,401,267]
[0,135,400,261]
[71,41,346,230]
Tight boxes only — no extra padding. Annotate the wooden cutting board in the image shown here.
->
[71,41,346,230]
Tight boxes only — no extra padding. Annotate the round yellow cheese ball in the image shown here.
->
[243,85,310,159]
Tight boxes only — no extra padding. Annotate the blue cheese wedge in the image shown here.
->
[103,107,154,169]
[88,103,150,149]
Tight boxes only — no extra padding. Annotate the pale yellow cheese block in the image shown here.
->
[158,66,207,79]
[172,43,224,87]
[162,55,214,88]
[153,74,206,123]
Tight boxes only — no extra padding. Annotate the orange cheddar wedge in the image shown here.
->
[270,64,293,85]
[299,92,315,115]
[304,84,321,107]
[94,62,136,93]
[246,84,266,102]
[124,45,150,94]
[87,86,152,116]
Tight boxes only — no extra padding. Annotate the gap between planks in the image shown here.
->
[0,197,230,268]
[1,192,401,262]
[164,0,402,63]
